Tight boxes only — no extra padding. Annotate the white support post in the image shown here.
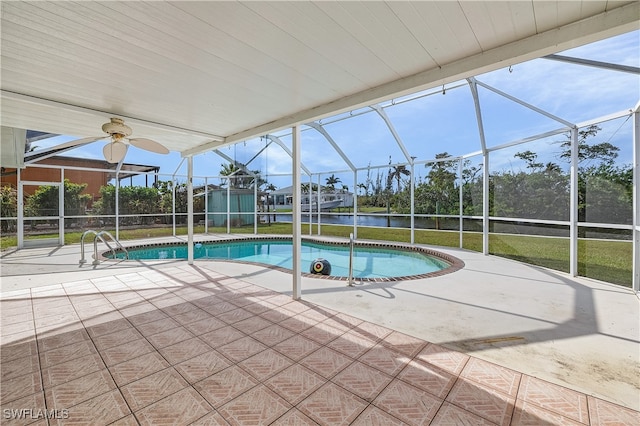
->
[254,178,258,235]
[17,168,23,249]
[632,109,639,293]
[483,152,489,255]
[226,183,231,234]
[569,127,579,277]
[468,78,489,255]
[204,177,208,234]
[410,162,415,244]
[172,179,176,237]
[459,159,463,249]
[59,168,65,246]
[309,174,313,235]
[353,170,358,239]
[172,159,184,237]
[317,174,322,235]
[187,156,194,265]
[292,125,302,300]
[115,172,120,240]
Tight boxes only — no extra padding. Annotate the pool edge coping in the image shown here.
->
[103,235,465,282]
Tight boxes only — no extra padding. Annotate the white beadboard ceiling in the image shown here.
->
[1,1,637,157]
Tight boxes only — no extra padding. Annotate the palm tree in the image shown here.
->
[219,162,258,189]
[325,174,341,191]
[219,163,241,188]
[263,183,277,221]
[300,183,318,194]
[357,183,367,196]
[388,165,410,193]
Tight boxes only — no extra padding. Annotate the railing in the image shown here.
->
[348,232,355,286]
[79,230,128,265]
[79,230,98,264]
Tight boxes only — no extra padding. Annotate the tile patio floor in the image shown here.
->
[1,260,639,425]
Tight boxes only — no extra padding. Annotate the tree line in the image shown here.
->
[358,125,633,225]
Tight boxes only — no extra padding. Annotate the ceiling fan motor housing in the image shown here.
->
[102,117,132,138]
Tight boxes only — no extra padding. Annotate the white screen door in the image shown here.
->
[18,180,64,248]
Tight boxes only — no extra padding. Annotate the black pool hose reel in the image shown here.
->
[310,258,331,275]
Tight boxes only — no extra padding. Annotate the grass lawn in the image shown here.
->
[1,222,632,287]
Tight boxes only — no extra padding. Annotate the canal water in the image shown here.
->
[262,213,631,240]
[265,213,465,231]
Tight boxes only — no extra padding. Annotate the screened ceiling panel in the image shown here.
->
[475,54,640,126]
[383,85,483,161]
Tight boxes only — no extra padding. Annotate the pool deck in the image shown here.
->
[1,234,639,425]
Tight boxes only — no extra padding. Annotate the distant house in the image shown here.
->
[270,185,353,211]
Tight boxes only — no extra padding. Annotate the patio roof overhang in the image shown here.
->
[1,1,638,160]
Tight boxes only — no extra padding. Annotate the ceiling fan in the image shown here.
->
[55,117,169,163]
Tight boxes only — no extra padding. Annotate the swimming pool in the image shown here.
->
[109,237,463,281]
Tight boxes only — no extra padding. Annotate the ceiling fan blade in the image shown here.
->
[53,136,105,150]
[128,138,169,154]
[103,141,128,163]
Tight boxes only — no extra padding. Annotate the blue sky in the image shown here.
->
[34,30,639,191]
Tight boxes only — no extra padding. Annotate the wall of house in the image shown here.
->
[1,158,112,204]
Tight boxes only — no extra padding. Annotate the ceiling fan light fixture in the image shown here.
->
[104,140,128,163]
[111,133,125,143]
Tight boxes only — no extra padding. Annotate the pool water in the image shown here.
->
[113,240,449,279]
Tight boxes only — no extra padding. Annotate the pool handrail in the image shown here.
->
[79,230,98,264]
[95,231,128,265]
[80,229,128,265]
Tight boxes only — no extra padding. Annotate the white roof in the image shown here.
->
[1,1,637,157]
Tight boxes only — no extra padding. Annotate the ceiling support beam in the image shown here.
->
[24,144,92,164]
[466,79,488,157]
[265,135,312,176]
[473,79,574,127]
[213,149,257,177]
[244,140,273,168]
[370,105,412,165]
[305,122,356,172]
[543,54,640,74]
